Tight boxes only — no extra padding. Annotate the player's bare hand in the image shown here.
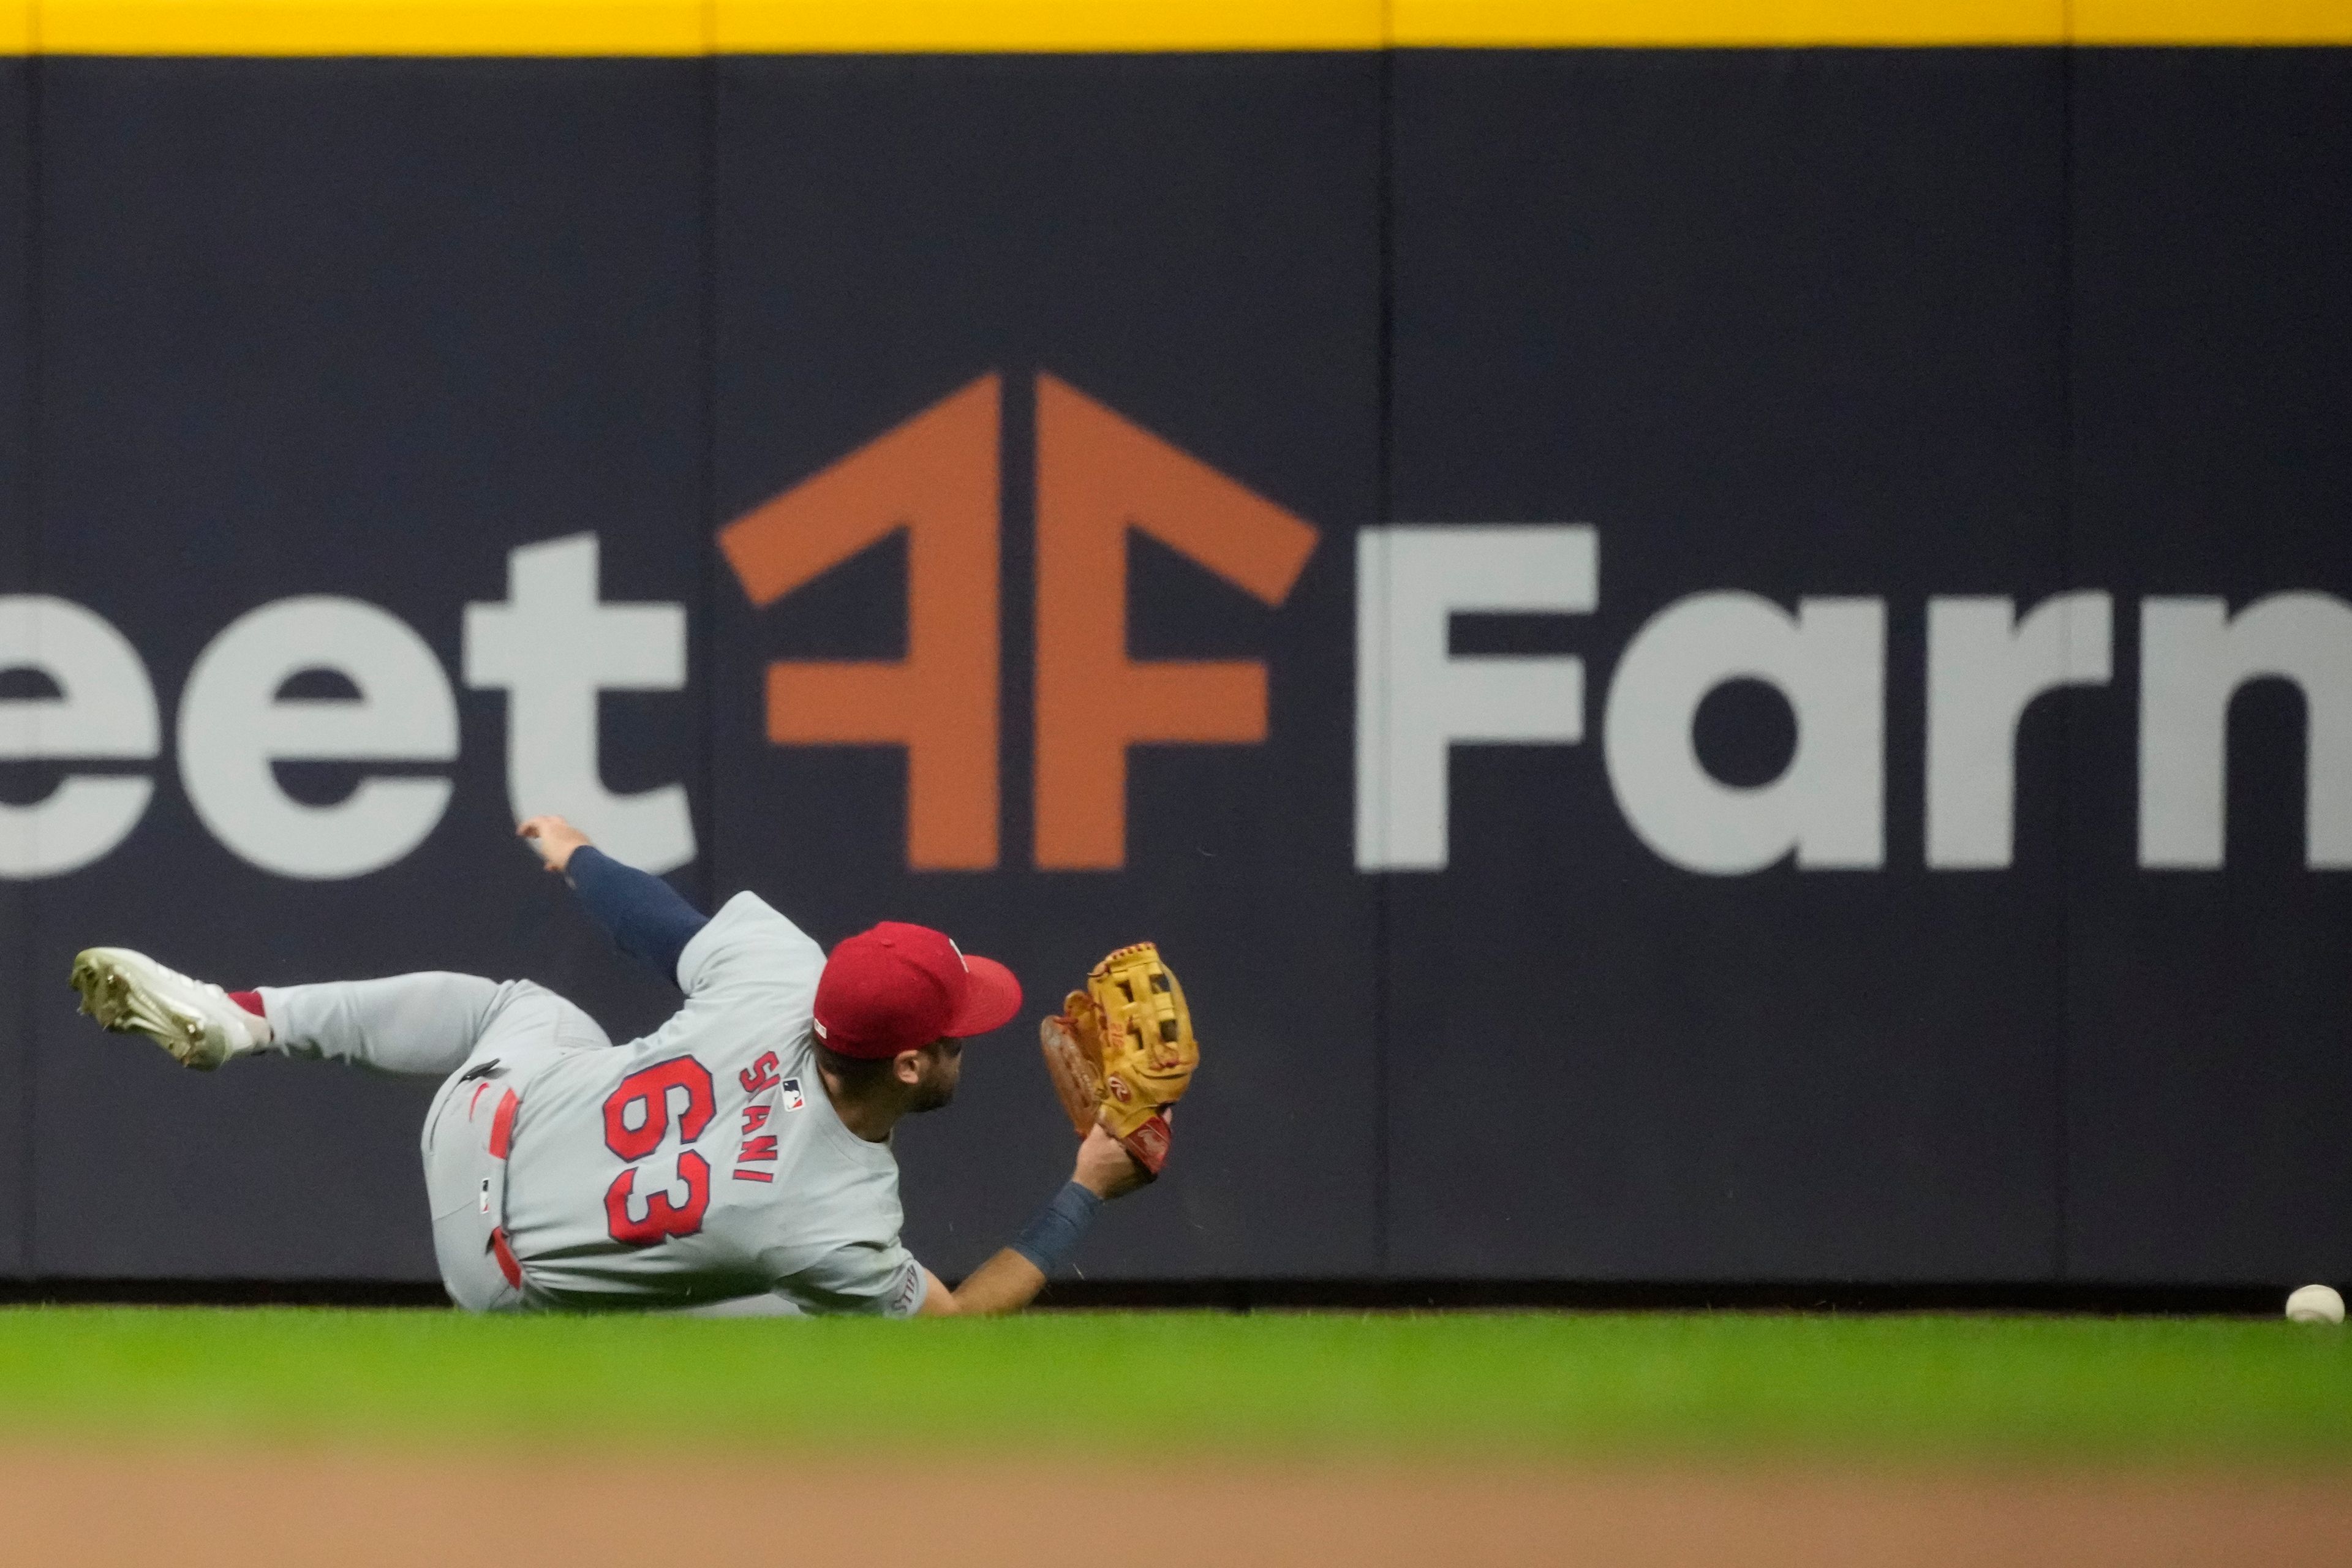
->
[517,814,592,874]
[1073,1121,1150,1200]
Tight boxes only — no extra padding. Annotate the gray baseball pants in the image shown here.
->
[254,973,612,1311]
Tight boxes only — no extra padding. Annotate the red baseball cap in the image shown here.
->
[812,921,1023,1060]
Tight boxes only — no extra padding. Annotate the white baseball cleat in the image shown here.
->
[70,947,270,1071]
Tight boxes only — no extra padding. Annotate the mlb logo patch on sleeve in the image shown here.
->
[781,1077,805,1112]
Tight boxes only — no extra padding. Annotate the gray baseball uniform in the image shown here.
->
[260,892,927,1316]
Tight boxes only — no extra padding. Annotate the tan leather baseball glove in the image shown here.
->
[1038,942,1198,1178]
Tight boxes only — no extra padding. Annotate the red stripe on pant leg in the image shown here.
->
[490,1227,522,1289]
[490,1090,519,1159]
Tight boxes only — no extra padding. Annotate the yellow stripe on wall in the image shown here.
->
[2070,0,2352,42]
[717,0,1384,53]
[1399,0,2352,43]
[15,0,2352,55]
[39,0,705,55]
[1393,0,2068,45]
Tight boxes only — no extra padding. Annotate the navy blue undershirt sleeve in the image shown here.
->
[1009,1181,1104,1276]
[565,845,710,987]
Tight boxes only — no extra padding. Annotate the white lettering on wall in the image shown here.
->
[2139,592,2352,869]
[0,529,2331,884]
[464,534,693,873]
[0,597,158,878]
[1354,526,1594,871]
[1603,592,1885,874]
[1926,592,2112,869]
[178,597,458,878]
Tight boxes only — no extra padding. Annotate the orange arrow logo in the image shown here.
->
[721,371,1317,870]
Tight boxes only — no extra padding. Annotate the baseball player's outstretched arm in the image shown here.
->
[918,1123,1148,1315]
[518,815,709,986]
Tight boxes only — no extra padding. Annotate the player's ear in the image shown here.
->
[891,1049,925,1088]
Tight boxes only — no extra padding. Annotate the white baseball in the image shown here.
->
[2286,1284,2344,1325]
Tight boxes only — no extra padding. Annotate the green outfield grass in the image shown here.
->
[0,1306,2345,1463]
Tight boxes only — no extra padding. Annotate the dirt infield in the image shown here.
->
[0,1449,2346,1567]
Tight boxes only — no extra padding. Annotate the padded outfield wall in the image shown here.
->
[0,2,2342,1287]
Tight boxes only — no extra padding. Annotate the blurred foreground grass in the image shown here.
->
[0,1307,2345,1463]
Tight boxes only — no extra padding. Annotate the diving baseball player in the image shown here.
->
[67,814,1150,1316]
